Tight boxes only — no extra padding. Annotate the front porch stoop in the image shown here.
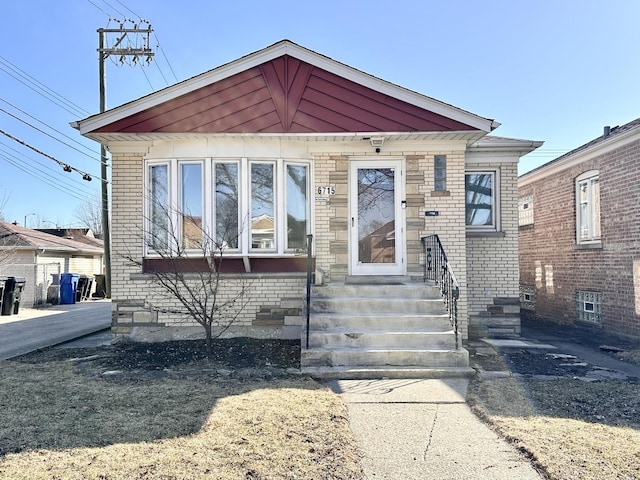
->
[301,277,473,379]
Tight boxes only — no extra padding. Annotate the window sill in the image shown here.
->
[430,190,450,197]
[466,230,506,238]
[574,242,602,250]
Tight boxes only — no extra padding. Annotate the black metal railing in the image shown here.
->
[422,235,460,349]
[305,234,313,349]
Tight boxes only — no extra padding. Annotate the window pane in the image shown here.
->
[286,164,308,250]
[465,173,493,226]
[215,163,239,249]
[149,164,169,251]
[181,164,202,250]
[591,178,601,239]
[434,155,446,191]
[251,163,275,250]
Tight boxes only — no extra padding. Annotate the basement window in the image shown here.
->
[576,290,602,324]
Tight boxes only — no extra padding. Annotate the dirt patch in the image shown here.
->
[11,338,301,380]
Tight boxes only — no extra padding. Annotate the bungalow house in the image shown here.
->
[0,222,104,306]
[74,40,541,377]
[519,118,640,339]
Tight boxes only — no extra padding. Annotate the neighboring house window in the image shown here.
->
[145,158,311,256]
[465,171,499,230]
[434,155,447,191]
[576,171,600,244]
[576,290,602,324]
[518,194,533,226]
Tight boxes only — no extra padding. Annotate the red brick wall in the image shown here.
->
[519,138,640,337]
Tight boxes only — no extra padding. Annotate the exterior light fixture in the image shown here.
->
[370,136,385,153]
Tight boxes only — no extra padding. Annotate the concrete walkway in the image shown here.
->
[0,300,111,360]
[327,378,543,480]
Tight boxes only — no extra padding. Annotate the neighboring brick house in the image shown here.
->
[519,118,640,338]
[74,40,540,357]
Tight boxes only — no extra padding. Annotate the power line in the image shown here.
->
[86,0,111,16]
[0,103,107,167]
[0,141,97,197]
[0,153,95,203]
[0,56,90,118]
[154,34,179,84]
[0,128,104,183]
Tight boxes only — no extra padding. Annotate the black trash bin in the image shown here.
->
[0,276,7,314]
[76,275,89,302]
[2,276,25,315]
[93,274,106,299]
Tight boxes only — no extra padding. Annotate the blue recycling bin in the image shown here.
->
[60,273,80,305]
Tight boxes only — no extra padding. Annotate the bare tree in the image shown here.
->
[0,191,10,222]
[73,193,103,236]
[122,190,251,351]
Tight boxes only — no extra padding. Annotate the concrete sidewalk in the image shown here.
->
[0,300,111,360]
[327,379,543,480]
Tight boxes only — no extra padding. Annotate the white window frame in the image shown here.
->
[465,169,500,232]
[143,157,312,257]
[178,160,205,253]
[575,170,600,244]
[144,160,174,255]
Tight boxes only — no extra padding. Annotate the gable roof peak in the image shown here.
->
[75,40,498,136]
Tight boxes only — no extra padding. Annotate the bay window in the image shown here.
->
[145,158,312,256]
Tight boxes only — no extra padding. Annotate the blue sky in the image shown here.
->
[1,0,639,228]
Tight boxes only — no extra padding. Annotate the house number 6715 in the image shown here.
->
[317,186,336,195]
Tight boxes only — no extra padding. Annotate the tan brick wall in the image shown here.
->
[418,151,469,337]
[108,143,524,342]
[466,162,520,315]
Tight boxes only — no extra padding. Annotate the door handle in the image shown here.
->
[351,217,355,227]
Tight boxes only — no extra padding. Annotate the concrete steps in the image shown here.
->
[301,277,472,379]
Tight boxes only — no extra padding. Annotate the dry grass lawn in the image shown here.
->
[0,359,363,479]
[468,376,640,480]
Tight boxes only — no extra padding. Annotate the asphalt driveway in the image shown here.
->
[0,300,111,360]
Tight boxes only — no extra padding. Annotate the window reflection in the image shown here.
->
[181,163,202,249]
[251,163,275,250]
[150,164,169,251]
[215,163,239,248]
[286,164,307,250]
[357,168,395,264]
[465,173,494,226]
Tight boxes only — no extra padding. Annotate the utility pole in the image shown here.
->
[97,20,154,298]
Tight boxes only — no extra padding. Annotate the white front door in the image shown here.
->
[349,159,405,276]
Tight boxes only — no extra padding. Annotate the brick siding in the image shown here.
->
[519,138,640,337]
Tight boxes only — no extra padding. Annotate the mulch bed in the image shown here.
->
[10,338,301,376]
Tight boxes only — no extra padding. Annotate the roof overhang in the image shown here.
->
[73,40,499,136]
[519,125,640,187]
[468,136,544,158]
